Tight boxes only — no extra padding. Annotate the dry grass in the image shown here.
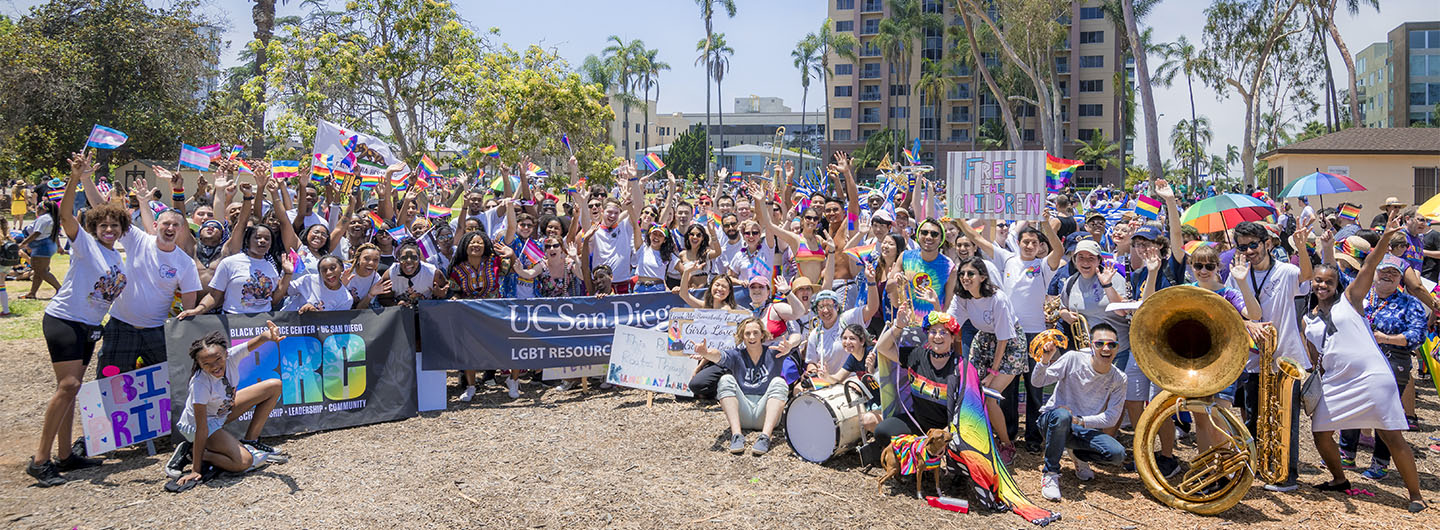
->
[0,336,1436,529]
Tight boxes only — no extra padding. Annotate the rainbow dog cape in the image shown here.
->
[890,434,944,476]
[947,358,1060,526]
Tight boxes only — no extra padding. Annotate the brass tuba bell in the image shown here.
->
[1129,285,1249,397]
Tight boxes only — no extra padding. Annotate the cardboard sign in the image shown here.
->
[946,150,1047,221]
[541,363,607,380]
[666,308,751,355]
[606,325,697,396]
[77,363,171,455]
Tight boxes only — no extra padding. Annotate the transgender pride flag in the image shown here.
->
[178,144,212,171]
[85,125,128,149]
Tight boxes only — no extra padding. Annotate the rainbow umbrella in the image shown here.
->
[1180,193,1276,233]
[1277,169,1366,208]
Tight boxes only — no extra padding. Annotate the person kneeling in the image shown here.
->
[166,322,290,490]
[692,317,789,456]
[1030,322,1127,502]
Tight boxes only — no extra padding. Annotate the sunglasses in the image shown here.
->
[1236,241,1263,251]
[742,230,761,236]
[958,270,980,278]
[1093,340,1118,349]
[723,223,737,229]
[1193,262,1218,271]
[588,203,602,209]
[398,255,420,262]
[918,229,942,238]
[545,243,563,249]
[803,215,820,221]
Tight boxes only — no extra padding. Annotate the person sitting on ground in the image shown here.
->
[1031,322,1128,502]
[692,317,790,456]
[166,321,289,488]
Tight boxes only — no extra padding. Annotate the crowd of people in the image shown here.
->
[7,145,1434,514]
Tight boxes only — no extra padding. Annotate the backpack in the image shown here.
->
[0,240,20,267]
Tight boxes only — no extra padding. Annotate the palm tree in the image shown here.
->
[1101,0,1159,178]
[876,0,941,159]
[580,54,615,92]
[792,35,821,177]
[695,0,737,177]
[977,121,1007,151]
[249,0,287,158]
[636,46,670,154]
[1119,0,1164,188]
[603,36,642,161]
[1076,133,1121,170]
[1169,117,1213,178]
[913,58,954,155]
[1154,35,1212,189]
[1207,153,1230,180]
[697,33,734,170]
[815,18,858,164]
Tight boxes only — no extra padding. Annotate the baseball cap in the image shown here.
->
[872,209,895,224]
[1074,240,1103,257]
[1085,212,1106,222]
[747,276,770,287]
[1377,254,1407,272]
[1132,225,1163,241]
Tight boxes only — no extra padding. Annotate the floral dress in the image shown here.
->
[535,260,585,298]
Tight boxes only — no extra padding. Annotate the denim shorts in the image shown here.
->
[28,238,57,258]
[175,416,227,443]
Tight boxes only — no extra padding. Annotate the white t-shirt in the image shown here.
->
[805,307,865,373]
[45,229,126,326]
[29,213,55,240]
[346,269,383,301]
[285,208,329,232]
[996,246,1059,333]
[390,261,440,305]
[109,228,202,328]
[633,245,673,279]
[718,233,744,266]
[179,344,244,429]
[591,223,636,281]
[210,253,280,314]
[947,290,1017,341]
[727,243,777,282]
[1227,261,1310,372]
[285,273,354,311]
[450,207,505,242]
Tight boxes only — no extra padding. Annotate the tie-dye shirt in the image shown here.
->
[901,249,953,323]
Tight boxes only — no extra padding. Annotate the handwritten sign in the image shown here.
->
[946,150,1047,221]
[76,363,171,455]
[542,363,607,380]
[607,325,698,396]
[666,308,751,355]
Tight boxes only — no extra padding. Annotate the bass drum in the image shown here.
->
[784,378,870,463]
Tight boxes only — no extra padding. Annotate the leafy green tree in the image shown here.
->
[1076,133,1121,170]
[665,124,708,179]
[0,0,238,179]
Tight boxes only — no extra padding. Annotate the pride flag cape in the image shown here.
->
[1420,332,1440,393]
[1045,153,1083,192]
[946,359,1061,526]
[1135,194,1162,220]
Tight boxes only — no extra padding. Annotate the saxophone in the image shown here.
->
[1253,324,1304,485]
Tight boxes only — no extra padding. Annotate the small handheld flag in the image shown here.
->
[390,172,409,191]
[272,160,300,179]
[426,204,451,218]
[1134,194,1162,220]
[366,211,387,230]
[198,144,224,160]
[86,125,128,150]
[526,162,549,177]
[385,225,412,242]
[1045,153,1083,192]
[228,145,244,160]
[475,144,499,158]
[561,134,572,155]
[643,153,666,172]
[521,239,545,263]
[235,159,255,175]
[844,242,877,264]
[1338,204,1361,221]
[359,173,380,189]
[178,144,212,171]
[418,155,440,179]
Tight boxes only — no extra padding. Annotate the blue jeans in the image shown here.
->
[634,282,666,293]
[1039,408,1126,474]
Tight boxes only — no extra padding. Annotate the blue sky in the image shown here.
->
[4,0,1433,164]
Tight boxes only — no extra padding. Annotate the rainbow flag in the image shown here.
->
[695,211,720,232]
[390,172,408,191]
[1338,204,1361,221]
[475,144,499,158]
[366,211,386,229]
[728,172,742,184]
[312,163,332,181]
[1135,194,1162,220]
[228,145,244,160]
[521,239,545,263]
[418,155,440,179]
[1045,153,1083,192]
[427,204,451,218]
[945,360,1060,525]
[1420,332,1440,393]
[235,159,255,175]
[642,153,665,172]
[526,162,548,177]
[903,148,918,165]
[844,242,876,264]
[359,173,380,189]
[272,160,299,179]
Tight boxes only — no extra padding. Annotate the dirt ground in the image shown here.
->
[1,337,1438,529]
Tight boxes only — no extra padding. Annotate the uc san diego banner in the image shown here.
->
[419,292,687,371]
[946,150,1047,221]
[164,308,419,437]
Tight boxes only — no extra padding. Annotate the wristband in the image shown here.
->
[243,195,255,201]
[1100,282,1113,289]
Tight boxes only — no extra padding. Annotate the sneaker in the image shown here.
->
[1263,482,1299,492]
[728,433,746,454]
[1340,451,1357,470]
[506,377,520,399]
[1361,463,1389,481]
[999,444,1017,466]
[557,380,574,391]
[26,457,66,487]
[458,385,476,402]
[242,440,288,464]
[1407,416,1420,431]
[1023,440,1043,454]
[752,434,771,456]
[166,442,192,478]
[54,452,103,472]
[1040,472,1062,501]
[1069,450,1094,481]
[1157,453,1183,479]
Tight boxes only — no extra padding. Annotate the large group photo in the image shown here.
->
[2,0,1439,528]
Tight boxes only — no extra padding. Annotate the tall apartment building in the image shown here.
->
[826,0,1129,187]
[1355,41,1392,128]
[1387,21,1440,126]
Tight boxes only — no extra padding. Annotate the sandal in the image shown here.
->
[1314,479,1351,492]
[1409,500,1428,513]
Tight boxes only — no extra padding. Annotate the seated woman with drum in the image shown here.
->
[692,317,790,456]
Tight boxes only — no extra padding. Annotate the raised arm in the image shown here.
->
[222,169,256,257]
[1292,216,1315,284]
[835,152,860,227]
[1347,216,1401,310]
[268,178,300,252]
[874,303,914,363]
[671,260,706,308]
[956,217,996,258]
[1040,210,1063,270]
[132,176,158,235]
[58,152,94,240]
[1153,179,1186,259]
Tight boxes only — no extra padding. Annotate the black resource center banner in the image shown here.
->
[418,292,687,370]
[164,308,419,437]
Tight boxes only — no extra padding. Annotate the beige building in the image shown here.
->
[826,0,1129,187]
[1261,128,1440,218]
[608,97,689,162]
